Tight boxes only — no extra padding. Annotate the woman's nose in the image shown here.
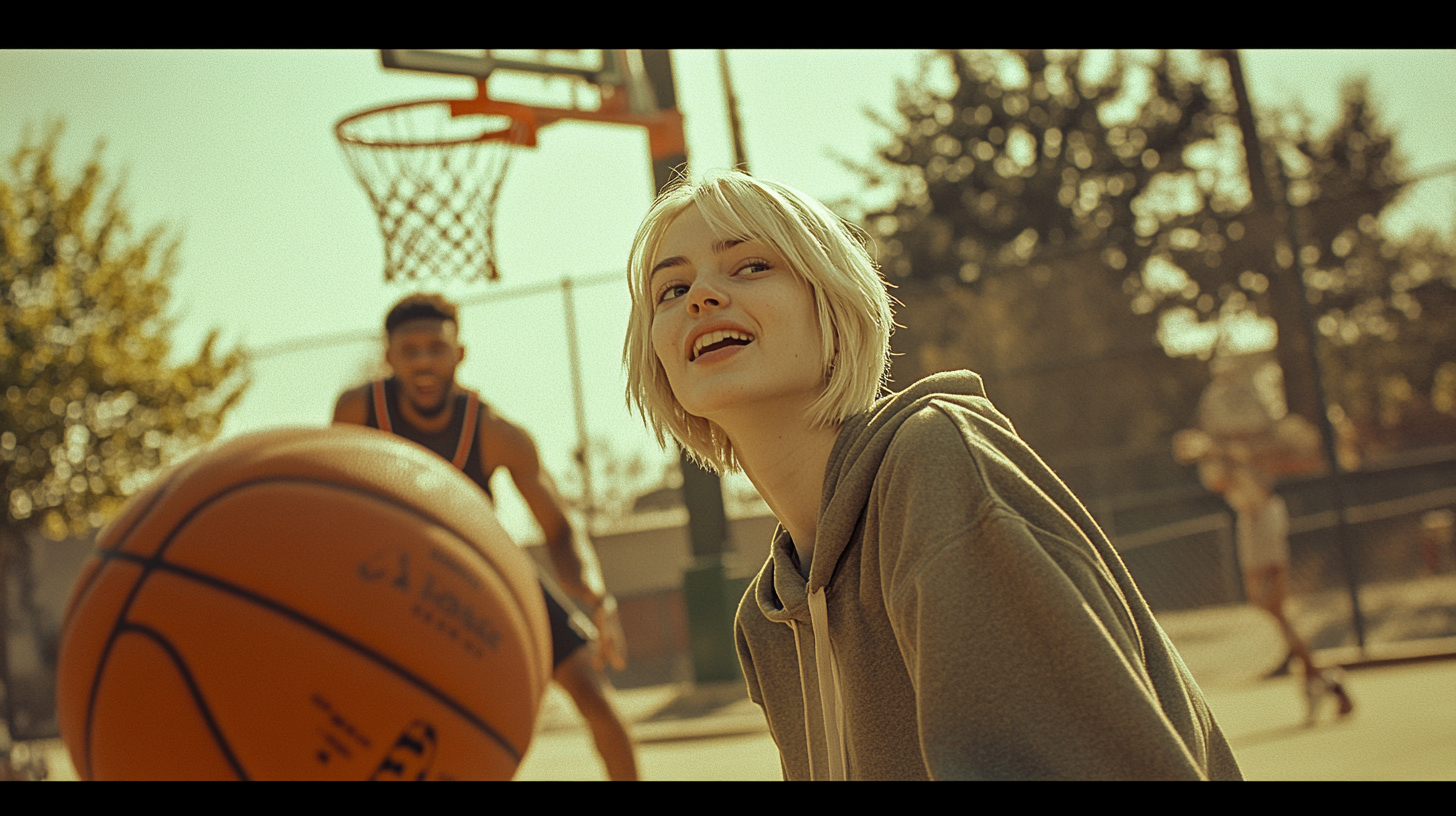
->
[688,281,727,315]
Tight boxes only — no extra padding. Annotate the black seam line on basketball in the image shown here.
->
[83,473,535,771]
[70,463,185,778]
[134,474,546,674]
[82,475,544,691]
[130,474,532,634]
[114,621,251,781]
[78,471,185,781]
[83,551,165,781]
[62,471,178,645]
[81,472,535,638]
[101,548,524,765]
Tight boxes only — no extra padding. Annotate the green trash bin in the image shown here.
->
[683,556,742,684]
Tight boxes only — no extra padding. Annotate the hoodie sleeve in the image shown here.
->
[870,405,1218,780]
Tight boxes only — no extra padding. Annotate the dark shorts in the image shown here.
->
[541,581,592,670]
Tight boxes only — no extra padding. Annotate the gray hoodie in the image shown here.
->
[734,372,1242,780]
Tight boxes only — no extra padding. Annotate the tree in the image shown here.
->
[1269,83,1456,458]
[851,51,1454,503]
[552,434,656,531]
[0,123,248,741]
[852,50,1244,501]
[860,51,1246,292]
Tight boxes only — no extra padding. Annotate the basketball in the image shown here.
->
[54,426,552,780]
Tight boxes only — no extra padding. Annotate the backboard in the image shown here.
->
[381,49,627,87]
[380,49,661,116]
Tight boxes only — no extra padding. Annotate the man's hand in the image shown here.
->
[591,596,628,672]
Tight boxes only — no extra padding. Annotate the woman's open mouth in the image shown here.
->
[691,329,755,361]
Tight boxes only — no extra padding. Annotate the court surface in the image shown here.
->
[31,621,1456,780]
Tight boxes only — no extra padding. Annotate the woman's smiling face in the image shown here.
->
[648,204,825,424]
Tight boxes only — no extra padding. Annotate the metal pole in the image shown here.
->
[251,271,623,363]
[1222,51,1274,215]
[1220,50,1322,426]
[1221,49,1368,654]
[1277,160,1369,653]
[718,50,750,172]
[639,50,739,684]
[560,277,595,528]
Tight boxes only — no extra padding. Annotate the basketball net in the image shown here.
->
[336,101,530,283]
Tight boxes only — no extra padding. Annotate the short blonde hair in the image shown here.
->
[623,171,893,473]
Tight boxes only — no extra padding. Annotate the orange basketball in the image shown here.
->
[55,426,551,780]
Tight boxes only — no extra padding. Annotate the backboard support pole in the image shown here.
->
[634,50,739,686]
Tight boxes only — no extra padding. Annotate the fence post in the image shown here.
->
[1222,49,1368,654]
[560,277,596,528]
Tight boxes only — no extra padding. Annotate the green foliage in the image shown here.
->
[1,123,249,540]
[859,50,1242,292]
[855,51,1456,488]
[554,435,655,528]
[852,50,1237,496]
[1251,81,1455,457]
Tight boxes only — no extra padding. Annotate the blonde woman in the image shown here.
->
[624,171,1241,781]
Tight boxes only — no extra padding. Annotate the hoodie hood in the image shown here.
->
[755,371,1006,624]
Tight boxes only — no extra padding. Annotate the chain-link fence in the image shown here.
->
[5,159,1455,741]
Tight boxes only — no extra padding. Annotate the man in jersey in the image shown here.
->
[333,293,639,781]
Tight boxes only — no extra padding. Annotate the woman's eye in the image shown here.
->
[738,260,772,275]
[657,284,689,304]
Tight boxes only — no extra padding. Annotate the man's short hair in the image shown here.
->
[385,293,459,335]
[623,170,893,473]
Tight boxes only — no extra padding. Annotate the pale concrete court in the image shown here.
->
[515,681,781,781]
[29,603,1456,780]
[1158,601,1456,781]
[518,725,781,781]
[518,602,1456,781]
[27,661,1456,781]
[512,664,1456,780]
[28,681,783,782]
[1207,660,1456,780]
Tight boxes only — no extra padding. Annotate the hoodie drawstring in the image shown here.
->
[808,587,848,780]
[789,620,819,779]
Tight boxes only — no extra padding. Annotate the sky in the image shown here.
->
[3,49,1454,544]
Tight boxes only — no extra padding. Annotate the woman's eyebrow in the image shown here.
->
[649,239,749,282]
[649,255,688,280]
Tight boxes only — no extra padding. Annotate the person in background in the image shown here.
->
[335,293,639,780]
[1175,423,1354,724]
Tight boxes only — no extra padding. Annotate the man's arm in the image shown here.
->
[489,415,625,671]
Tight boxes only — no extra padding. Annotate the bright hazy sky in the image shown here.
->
[3,50,1453,543]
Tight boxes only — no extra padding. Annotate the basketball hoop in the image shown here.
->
[335,99,535,283]
[341,50,685,285]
